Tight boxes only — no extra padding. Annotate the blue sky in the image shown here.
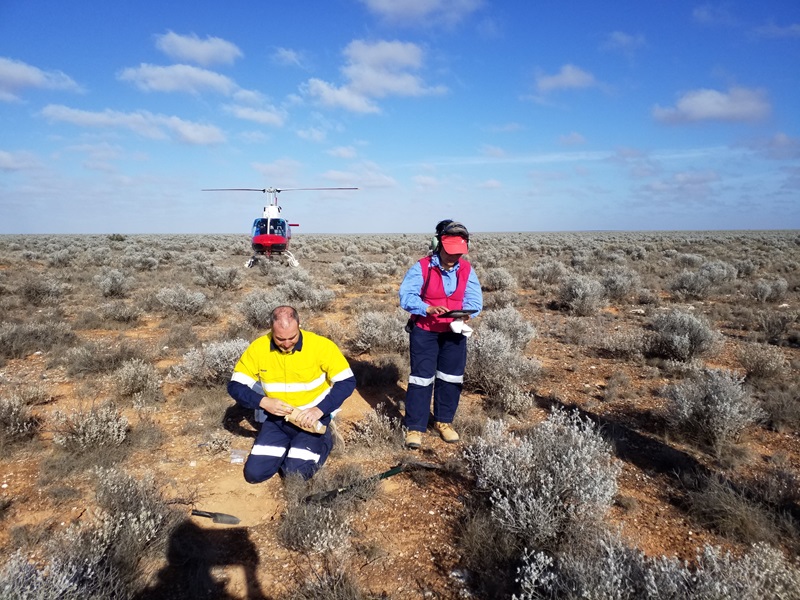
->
[1,1,798,234]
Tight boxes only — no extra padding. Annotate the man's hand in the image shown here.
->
[295,407,324,430]
[426,305,448,316]
[260,396,293,417]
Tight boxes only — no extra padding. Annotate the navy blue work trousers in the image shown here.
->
[404,326,467,432]
[243,417,332,483]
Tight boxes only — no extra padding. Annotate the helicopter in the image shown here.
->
[202,186,357,268]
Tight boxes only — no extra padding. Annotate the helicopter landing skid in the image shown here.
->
[245,252,299,268]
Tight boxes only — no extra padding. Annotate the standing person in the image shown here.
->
[399,220,483,449]
[227,306,356,482]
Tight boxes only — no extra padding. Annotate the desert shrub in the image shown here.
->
[98,300,141,324]
[529,259,568,285]
[286,558,374,600]
[675,252,704,267]
[94,268,132,298]
[115,358,162,399]
[174,338,249,386]
[0,395,39,447]
[513,533,800,600]
[62,341,145,377]
[479,306,537,350]
[121,251,159,271]
[485,386,535,416]
[276,279,335,311]
[685,474,786,546]
[0,469,180,599]
[699,260,738,285]
[19,277,64,306]
[600,265,641,301]
[466,412,619,547]
[604,370,633,402]
[465,330,541,396]
[647,309,720,362]
[670,270,712,300]
[737,342,787,380]
[756,310,797,344]
[51,403,129,452]
[194,262,242,290]
[278,473,359,554]
[0,320,75,359]
[482,267,517,292]
[761,384,800,434]
[558,275,606,316]
[237,289,284,328]
[351,311,409,354]
[346,403,402,449]
[47,248,74,268]
[751,278,788,303]
[155,285,207,316]
[664,368,764,452]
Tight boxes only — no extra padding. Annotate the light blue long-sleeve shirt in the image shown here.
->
[399,253,483,317]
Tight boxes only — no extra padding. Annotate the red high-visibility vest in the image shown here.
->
[415,256,471,333]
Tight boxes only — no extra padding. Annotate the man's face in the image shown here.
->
[272,320,300,353]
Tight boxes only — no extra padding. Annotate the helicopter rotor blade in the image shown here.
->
[202,188,268,193]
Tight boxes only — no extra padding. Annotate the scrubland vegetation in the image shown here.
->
[0,230,798,599]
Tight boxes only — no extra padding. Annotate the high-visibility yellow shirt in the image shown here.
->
[230,330,353,411]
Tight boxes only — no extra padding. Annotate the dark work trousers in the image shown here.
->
[404,326,467,432]
[244,417,332,483]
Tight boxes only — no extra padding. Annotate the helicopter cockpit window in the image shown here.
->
[270,221,286,237]
[253,219,269,236]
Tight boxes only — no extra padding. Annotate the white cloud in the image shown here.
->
[304,40,446,113]
[640,169,720,203]
[479,179,502,189]
[328,146,357,158]
[155,31,242,66]
[745,132,800,160]
[559,132,586,146]
[359,0,483,27]
[40,104,225,145]
[481,144,506,157]
[0,57,82,102]
[754,22,800,38]
[413,174,440,188]
[0,149,41,171]
[224,104,285,126]
[487,122,523,133]
[272,47,306,68]
[296,127,326,142]
[653,86,770,123]
[118,63,238,95]
[252,158,302,183]
[536,64,597,94]
[600,31,645,54]
[692,4,737,26]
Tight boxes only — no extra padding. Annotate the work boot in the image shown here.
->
[434,422,460,443]
[405,430,422,449]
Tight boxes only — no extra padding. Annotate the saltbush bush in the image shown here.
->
[52,403,129,452]
[155,285,207,316]
[648,309,720,362]
[558,275,606,316]
[665,368,765,451]
[479,307,537,351]
[174,338,250,386]
[351,311,409,354]
[465,330,541,396]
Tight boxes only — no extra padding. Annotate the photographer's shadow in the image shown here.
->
[136,520,270,600]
